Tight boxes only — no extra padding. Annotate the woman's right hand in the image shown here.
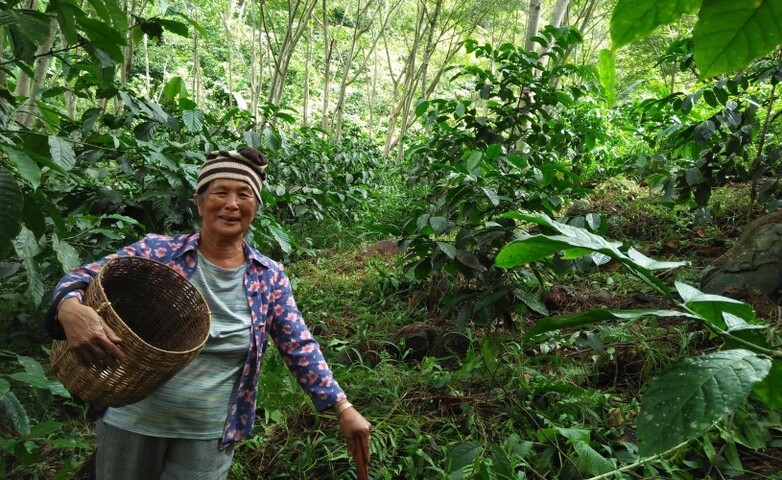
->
[57,298,126,366]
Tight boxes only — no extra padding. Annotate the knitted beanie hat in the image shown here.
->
[196,147,269,201]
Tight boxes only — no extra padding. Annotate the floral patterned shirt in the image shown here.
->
[52,232,346,448]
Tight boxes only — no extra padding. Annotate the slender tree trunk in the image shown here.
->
[320,0,332,131]
[333,0,376,139]
[61,31,76,118]
[224,13,234,107]
[15,15,58,128]
[524,0,542,52]
[121,0,137,86]
[303,23,312,125]
[193,26,201,104]
[265,0,318,110]
[419,0,442,98]
[143,33,151,95]
[551,0,569,27]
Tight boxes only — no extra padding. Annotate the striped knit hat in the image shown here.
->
[196,148,269,201]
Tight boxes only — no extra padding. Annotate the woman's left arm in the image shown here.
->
[334,399,371,474]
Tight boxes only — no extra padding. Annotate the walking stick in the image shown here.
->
[354,434,369,480]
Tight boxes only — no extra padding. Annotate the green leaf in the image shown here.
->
[30,420,63,437]
[182,109,205,132]
[50,0,82,45]
[627,248,687,270]
[480,187,500,206]
[0,392,30,436]
[13,226,42,260]
[446,441,482,473]
[157,18,190,37]
[52,234,80,272]
[495,235,570,267]
[430,216,448,234]
[0,167,24,250]
[513,288,549,316]
[76,16,125,62]
[0,10,51,62]
[436,241,457,259]
[4,147,41,190]
[637,349,771,456]
[694,0,782,78]
[170,11,208,37]
[414,100,430,117]
[611,0,702,49]
[752,359,782,408]
[723,312,766,332]
[0,378,10,398]
[523,308,690,340]
[682,287,756,327]
[269,224,292,254]
[163,76,187,101]
[48,136,76,171]
[573,441,616,475]
[598,49,616,106]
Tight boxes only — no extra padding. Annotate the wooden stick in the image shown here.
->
[354,434,369,480]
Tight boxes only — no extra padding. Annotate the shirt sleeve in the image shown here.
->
[269,270,346,411]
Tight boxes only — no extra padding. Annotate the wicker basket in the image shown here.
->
[51,256,211,407]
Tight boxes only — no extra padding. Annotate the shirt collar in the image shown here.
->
[184,231,273,269]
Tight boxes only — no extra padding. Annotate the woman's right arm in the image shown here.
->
[57,298,126,365]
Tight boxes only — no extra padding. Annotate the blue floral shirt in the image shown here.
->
[52,232,346,448]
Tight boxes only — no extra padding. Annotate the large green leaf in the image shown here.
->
[523,308,692,340]
[0,10,51,62]
[752,359,782,408]
[598,49,616,106]
[637,349,771,456]
[76,16,125,62]
[573,441,616,475]
[0,391,30,436]
[48,136,76,171]
[182,109,205,132]
[694,0,782,77]
[5,147,41,189]
[164,76,187,102]
[496,213,684,299]
[52,234,80,272]
[49,0,83,46]
[446,441,482,473]
[0,167,24,251]
[611,0,702,49]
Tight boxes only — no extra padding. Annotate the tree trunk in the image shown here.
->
[550,0,569,27]
[332,0,377,139]
[320,0,332,131]
[524,0,542,53]
[15,15,58,128]
[383,0,484,158]
[143,33,151,95]
[223,13,234,107]
[303,23,312,125]
[265,0,318,110]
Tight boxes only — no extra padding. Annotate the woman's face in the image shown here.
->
[195,179,257,241]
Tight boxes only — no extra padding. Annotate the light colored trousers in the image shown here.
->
[96,419,234,480]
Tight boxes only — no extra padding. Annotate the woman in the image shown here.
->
[45,148,371,479]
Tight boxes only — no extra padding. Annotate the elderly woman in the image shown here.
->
[44,148,371,479]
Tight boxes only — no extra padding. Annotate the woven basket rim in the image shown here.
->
[93,256,211,356]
